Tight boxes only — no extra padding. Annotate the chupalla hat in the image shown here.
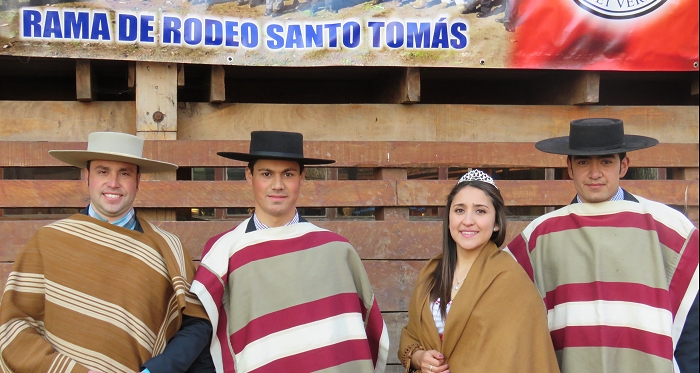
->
[535,118,658,156]
[49,132,177,173]
[218,131,335,165]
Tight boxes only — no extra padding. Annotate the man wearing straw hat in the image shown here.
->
[505,118,698,373]
[0,132,214,373]
[190,131,389,373]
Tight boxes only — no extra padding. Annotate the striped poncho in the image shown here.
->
[191,219,389,373]
[505,194,699,373]
[0,214,208,373]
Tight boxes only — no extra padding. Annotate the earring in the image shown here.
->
[493,227,499,231]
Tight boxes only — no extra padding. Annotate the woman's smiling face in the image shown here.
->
[449,186,497,253]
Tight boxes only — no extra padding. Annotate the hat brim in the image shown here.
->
[49,150,178,173]
[217,152,335,165]
[535,135,659,156]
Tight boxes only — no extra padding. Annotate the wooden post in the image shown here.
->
[437,167,448,219]
[377,67,420,104]
[210,65,226,103]
[541,71,600,105]
[692,73,699,96]
[671,167,699,227]
[134,62,178,221]
[76,60,95,102]
[544,168,556,213]
[327,168,338,220]
[374,168,408,221]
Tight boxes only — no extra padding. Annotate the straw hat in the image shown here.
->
[49,132,177,173]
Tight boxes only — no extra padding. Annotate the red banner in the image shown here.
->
[511,0,699,70]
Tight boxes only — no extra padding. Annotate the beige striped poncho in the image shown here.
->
[0,214,208,373]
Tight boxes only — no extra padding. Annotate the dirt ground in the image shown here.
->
[0,0,517,67]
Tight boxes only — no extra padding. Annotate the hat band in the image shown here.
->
[249,150,305,159]
[570,141,627,151]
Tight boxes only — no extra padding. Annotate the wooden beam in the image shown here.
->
[0,220,531,262]
[1,179,696,209]
[75,60,94,102]
[135,62,178,134]
[0,102,135,141]
[178,104,697,142]
[2,141,696,169]
[0,102,696,143]
[134,62,179,220]
[210,65,226,103]
[0,180,397,208]
[395,179,699,207]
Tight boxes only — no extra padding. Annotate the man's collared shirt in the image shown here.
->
[252,210,300,231]
[87,204,137,230]
[576,186,624,204]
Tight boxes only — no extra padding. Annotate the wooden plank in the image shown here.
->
[398,179,699,207]
[210,65,226,103]
[0,102,696,143]
[0,102,135,141]
[0,180,397,208]
[0,220,531,262]
[75,60,94,102]
[1,179,696,208]
[178,104,698,143]
[135,62,178,133]
[2,141,696,169]
[375,168,409,221]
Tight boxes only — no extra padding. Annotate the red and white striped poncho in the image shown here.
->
[191,219,389,373]
[505,195,698,373]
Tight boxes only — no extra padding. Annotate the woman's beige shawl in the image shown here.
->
[399,242,560,373]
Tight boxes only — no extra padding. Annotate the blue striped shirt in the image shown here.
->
[87,204,137,230]
[253,211,300,230]
[576,186,624,204]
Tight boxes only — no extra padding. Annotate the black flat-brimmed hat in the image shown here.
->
[535,118,658,156]
[217,131,335,165]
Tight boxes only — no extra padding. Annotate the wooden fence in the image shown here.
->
[0,62,698,371]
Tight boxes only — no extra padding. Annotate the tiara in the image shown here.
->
[458,169,498,189]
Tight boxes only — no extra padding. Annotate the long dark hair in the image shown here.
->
[428,180,508,320]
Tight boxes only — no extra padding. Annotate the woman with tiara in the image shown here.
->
[398,170,559,373]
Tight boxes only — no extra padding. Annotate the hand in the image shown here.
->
[412,349,450,373]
